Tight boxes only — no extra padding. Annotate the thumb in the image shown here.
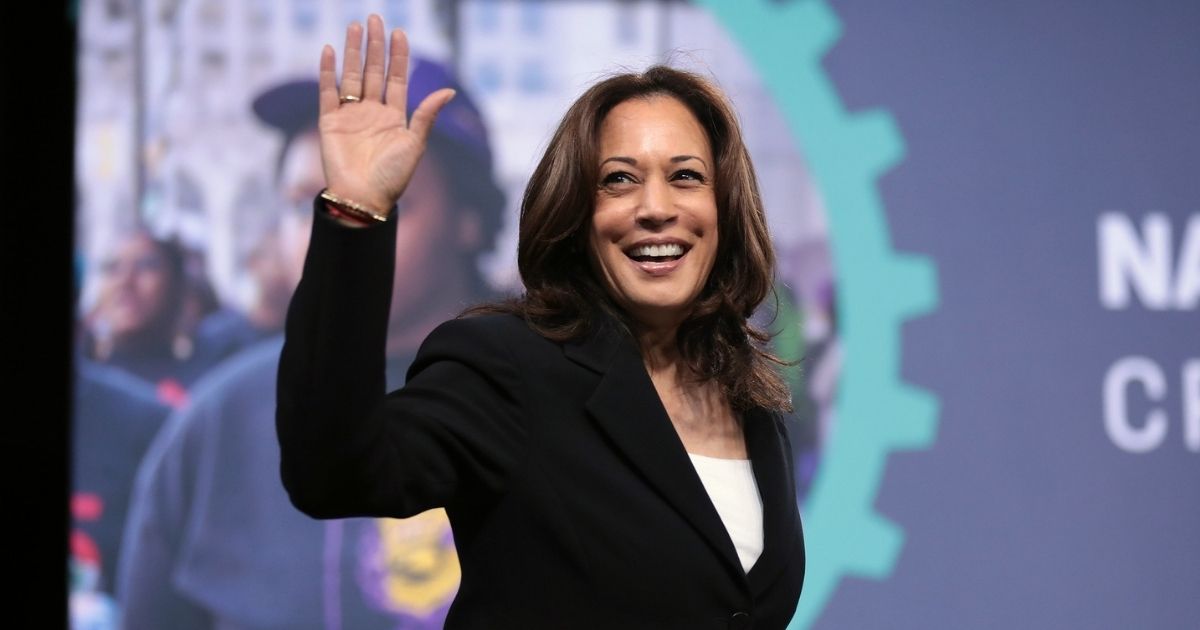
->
[409,88,457,142]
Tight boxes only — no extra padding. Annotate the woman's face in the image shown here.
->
[94,232,173,336]
[590,95,718,330]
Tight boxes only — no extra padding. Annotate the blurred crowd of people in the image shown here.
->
[71,58,507,629]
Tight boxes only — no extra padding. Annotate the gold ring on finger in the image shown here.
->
[339,94,362,104]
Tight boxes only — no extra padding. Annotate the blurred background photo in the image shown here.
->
[65,1,1197,629]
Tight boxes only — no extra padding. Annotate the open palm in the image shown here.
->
[318,15,455,215]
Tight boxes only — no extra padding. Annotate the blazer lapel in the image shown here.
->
[564,323,746,581]
[743,407,801,594]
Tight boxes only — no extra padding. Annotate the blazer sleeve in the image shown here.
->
[276,199,527,520]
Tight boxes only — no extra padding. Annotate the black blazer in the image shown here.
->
[277,205,805,629]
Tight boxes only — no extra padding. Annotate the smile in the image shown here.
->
[622,240,692,276]
[623,241,690,263]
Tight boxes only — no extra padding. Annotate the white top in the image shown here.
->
[687,453,764,573]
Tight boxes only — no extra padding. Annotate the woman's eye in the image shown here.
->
[601,171,635,186]
[672,169,706,183]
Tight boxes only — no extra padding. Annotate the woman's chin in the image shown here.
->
[618,296,697,329]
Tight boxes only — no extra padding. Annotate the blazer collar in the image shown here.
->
[564,319,799,592]
[742,406,801,593]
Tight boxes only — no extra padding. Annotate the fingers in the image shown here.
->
[384,28,410,120]
[328,15,438,134]
[361,15,387,102]
[339,22,364,100]
[318,45,339,116]
[409,88,457,143]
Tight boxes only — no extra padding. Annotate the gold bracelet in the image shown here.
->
[318,189,391,223]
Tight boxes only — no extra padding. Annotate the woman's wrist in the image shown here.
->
[322,200,374,228]
[319,188,393,226]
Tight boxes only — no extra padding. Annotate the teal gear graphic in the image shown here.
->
[695,0,942,627]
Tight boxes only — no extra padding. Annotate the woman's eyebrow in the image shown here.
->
[600,155,709,168]
[601,156,637,167]
[671,155,708,168]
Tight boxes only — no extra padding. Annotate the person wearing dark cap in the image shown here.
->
[115,53,505,628]
[277,14,803,630]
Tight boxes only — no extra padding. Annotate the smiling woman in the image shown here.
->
[277,13,804,628]
[476,65,789,416]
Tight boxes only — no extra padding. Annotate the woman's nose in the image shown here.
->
[635,178,677,228]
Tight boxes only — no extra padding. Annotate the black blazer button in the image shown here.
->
[729,611,752,630]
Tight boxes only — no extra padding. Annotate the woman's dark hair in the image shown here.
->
[470,65,790,413]
[85,229,189,356]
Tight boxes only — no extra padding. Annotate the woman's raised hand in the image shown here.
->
[318,14,456,215]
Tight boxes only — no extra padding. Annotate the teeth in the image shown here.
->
[630,243,684,257]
